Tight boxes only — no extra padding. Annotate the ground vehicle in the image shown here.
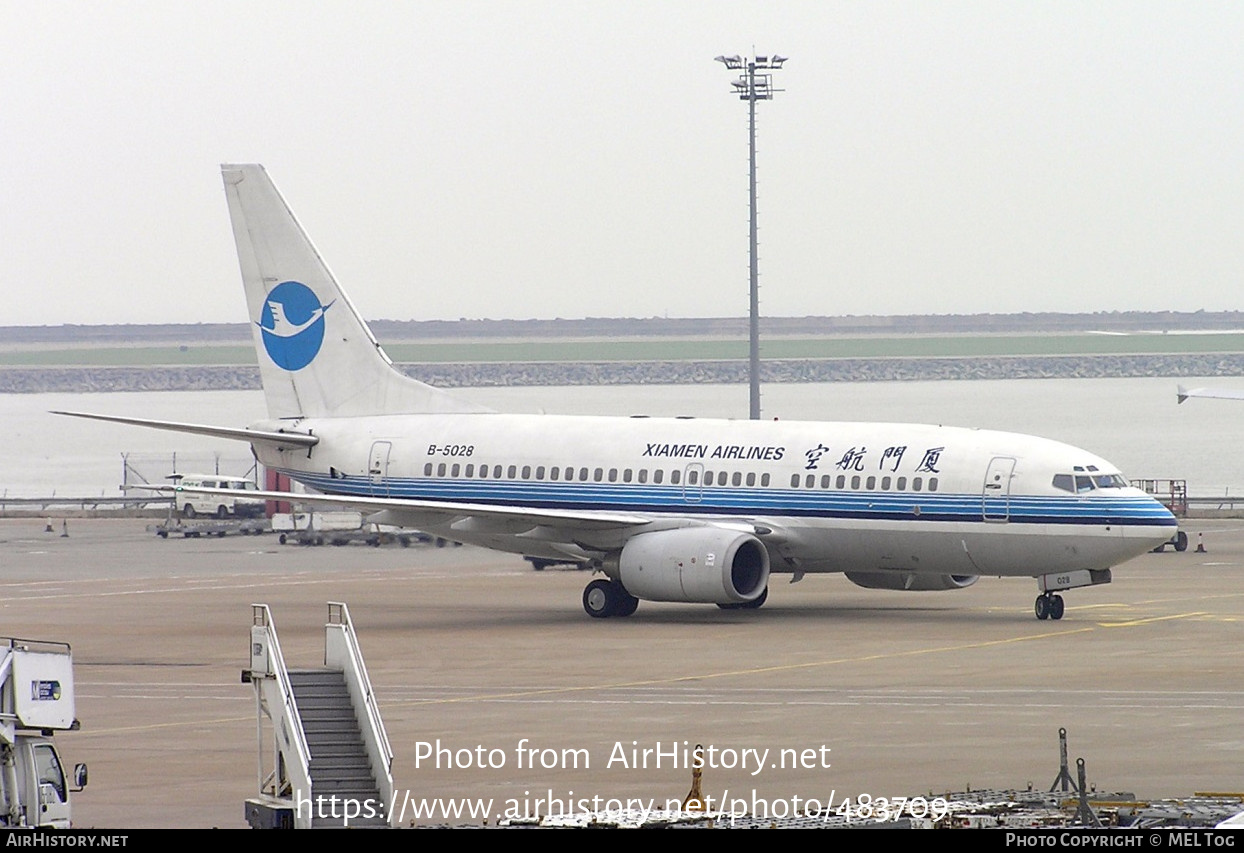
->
[175,474,265,519]
[1,637,88,828]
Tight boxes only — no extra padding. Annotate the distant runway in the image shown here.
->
[3,518,1242,828]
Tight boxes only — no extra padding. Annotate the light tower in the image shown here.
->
[715,53,786,420]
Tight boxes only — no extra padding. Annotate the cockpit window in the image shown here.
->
[1055,469,1127,493]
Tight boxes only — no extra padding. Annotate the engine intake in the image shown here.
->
[845,571,978,592]
[609,528,770,605]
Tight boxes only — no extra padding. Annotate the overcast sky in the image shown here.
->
[4,2,1242,327]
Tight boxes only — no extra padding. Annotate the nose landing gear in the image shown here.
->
[1033,568,1111,621]
[1034,593,1065,621]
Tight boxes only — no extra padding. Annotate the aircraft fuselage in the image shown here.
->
[253,411,1175,580]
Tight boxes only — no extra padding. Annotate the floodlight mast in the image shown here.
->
[715,54,786,420]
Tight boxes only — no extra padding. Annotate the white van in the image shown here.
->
[175,475,266,519]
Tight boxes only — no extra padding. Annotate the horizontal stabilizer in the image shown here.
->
[1176,384,1244,404]
[51,411,319,449]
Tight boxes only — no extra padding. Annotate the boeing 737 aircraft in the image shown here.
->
[59,165,1177,621]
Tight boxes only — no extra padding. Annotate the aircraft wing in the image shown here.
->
[168,485,652,531]
[1176,385,1244,404]
[52,411,319,449]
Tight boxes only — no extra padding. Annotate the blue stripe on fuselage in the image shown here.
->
[281,470,1177,527]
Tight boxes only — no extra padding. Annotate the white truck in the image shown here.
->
[1,637,88,828]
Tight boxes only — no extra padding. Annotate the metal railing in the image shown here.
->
[248,604,314,828]
[325,601,394,827]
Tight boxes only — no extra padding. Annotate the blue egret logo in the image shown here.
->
[256,281,334,371]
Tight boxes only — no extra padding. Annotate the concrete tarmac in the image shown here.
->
[2,517,1241,828]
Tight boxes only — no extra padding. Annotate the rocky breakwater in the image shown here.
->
[6,353,1244,394]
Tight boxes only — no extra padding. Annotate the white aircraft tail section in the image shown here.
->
[221,164,491,419]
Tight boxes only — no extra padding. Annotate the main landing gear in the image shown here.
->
[583,579,639,618]
[1034,592,1065,621]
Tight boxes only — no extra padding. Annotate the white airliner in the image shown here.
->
[58,165,1177,621]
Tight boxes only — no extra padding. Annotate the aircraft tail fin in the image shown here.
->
[221,164,491,419]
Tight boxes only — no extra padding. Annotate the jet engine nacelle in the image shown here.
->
[609,528,770,605]
[845,571,979,592]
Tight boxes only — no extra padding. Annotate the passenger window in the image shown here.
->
[451,464,460,477]
[820,475,830,489]
[623,469,633,483]
[535,466,545,480]
[719,472,729,486]
[790,474,800,488]
[594,468,603,482]
[608,468,618,482]
[866,476,876,490]
[913,477,923,491]
[424,463,433,476]
[851,475,860,489]
[465,464,475,477]
[507,465,517,479]
[688,470,699,485]
[671,470,681,485]
[638,469,648,483]
[760,473,769,487]
[896,476,906,491]
[732,472,742,487]
[580,468,589,481]
[653,470,663,484]
[881,476,891,490]
[746,472,755,487]
[549,466,558,480]
[805,474,815,488]
[493,465,503,478]
[836,475,845,489]
[437,463,446,477]
[929,477,939,491]
[522,465,531,479]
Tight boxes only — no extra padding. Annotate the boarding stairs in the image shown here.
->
[243,603,394,829]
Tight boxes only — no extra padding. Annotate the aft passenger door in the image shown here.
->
[368,441,392,497]
[982,456,1015,522]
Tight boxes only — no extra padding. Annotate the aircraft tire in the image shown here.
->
[1174,531,1189,552]
[613,589,640,617]
[1034,595,1050,620]
[583,579,617,618]
[1050,594,1065,620]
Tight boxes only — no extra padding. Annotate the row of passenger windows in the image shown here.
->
[790,473,938,492]
[421,461,938,492]
[422,462,771,486]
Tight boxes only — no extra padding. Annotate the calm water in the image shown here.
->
[2,377,1242,497]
